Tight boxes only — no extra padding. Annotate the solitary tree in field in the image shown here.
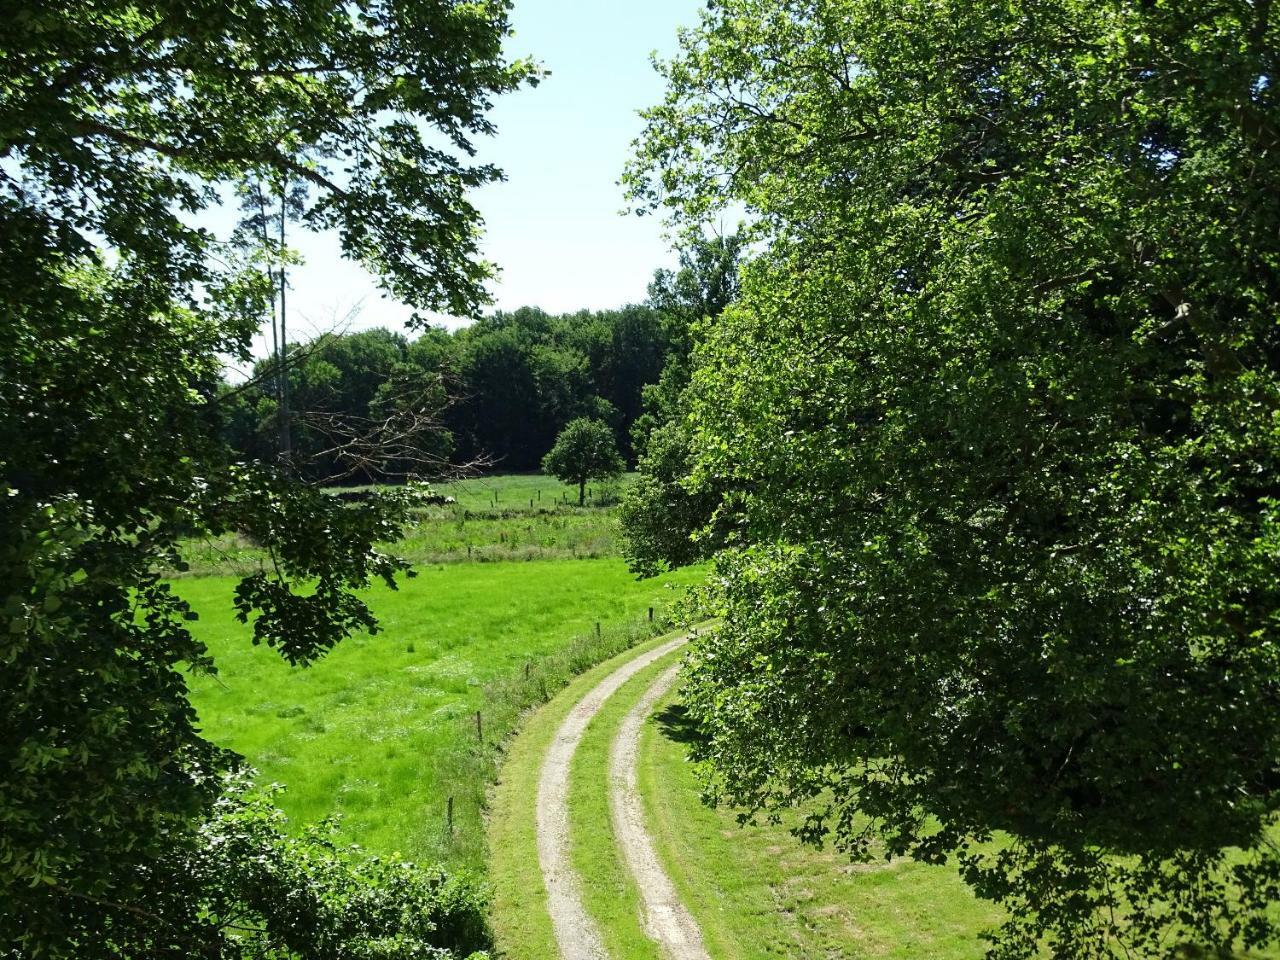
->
[542,418,624,505]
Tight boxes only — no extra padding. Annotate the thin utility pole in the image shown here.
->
[255,183,285,461]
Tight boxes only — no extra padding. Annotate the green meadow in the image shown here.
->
[182,478,702,874]
[180,473,634,575]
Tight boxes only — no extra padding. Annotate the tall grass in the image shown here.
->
[178,472,634,575]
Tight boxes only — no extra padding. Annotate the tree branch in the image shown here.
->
[74,120,350,200]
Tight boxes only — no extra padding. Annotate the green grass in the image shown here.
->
[184,558,701,875]
[567,649,680,960]
[434,472,630,511]
[180,472,635,575]
[489,637,1004,960]
[640,684,1003,959]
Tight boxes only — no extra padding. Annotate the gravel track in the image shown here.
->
[608,660,711,959]
[535,632,693,960]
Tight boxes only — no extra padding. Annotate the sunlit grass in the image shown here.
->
[183,557,701,874]
[179,472,635,575]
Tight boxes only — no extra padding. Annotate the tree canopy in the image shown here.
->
[620,231,745,575]
[220,302,677,481]
[0,1,532,955]
[625,0,1280,956]
[541,418,625,505]
[449,305,668,470]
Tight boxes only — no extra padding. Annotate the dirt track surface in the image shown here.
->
[535,632,694,960]
[609,660,712,959]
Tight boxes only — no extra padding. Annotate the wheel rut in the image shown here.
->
[608,659,712,959]
[535,631,705,960]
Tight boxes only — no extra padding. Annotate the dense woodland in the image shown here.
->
[219,230,742,482]
[221,305,670,480]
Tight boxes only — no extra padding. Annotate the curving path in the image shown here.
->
[609,660,712,959]
[535,631,706,960]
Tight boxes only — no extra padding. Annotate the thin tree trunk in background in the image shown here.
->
[256,183,284,463]
[278,178,292,466]
[578,479,585,506]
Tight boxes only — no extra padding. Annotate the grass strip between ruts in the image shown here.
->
[487,628,696,960]
[565,647,683,960]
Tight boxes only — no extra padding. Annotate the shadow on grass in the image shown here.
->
[653,702,709,748]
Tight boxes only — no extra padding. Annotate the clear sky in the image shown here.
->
[277,0,701,346]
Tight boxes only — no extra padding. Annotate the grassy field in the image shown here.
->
[184,556,702,875]
[181,472,634,575]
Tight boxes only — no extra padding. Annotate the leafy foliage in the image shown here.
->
[446,305,670,470]
[620,232,745,575]
[222,305,675,478]
[542,418,625,505]
[220,328,457,483]
[51,775,489,960]
[631,231,745,454]
[0,1,532,955]
[618,419,728,577]
[627,0,1280,956]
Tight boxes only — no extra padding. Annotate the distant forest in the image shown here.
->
[218,239,740,483]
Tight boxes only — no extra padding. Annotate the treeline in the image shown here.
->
[220,234,745,483]
[220,304,672,482]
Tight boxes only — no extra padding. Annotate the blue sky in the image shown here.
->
[277,0,701,346]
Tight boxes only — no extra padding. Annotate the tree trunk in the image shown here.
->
[278,180,292,466]
[578,479,586,506]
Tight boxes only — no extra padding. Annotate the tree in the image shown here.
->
[445,305,668,470]
[542,418,624,506]
[627,0,1280,957]
[620,232,745,575]
[233,175,309,465]
[618,418,730,576]
[0,1,534,955]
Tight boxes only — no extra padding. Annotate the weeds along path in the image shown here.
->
[608,660,711,959]
[535,631,698,960]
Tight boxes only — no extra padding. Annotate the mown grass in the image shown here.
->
[180,472,634,575]
[640,681,1003,959]
[572,645,1001,960]
[184,557,701,876]
[568,648,681,960]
